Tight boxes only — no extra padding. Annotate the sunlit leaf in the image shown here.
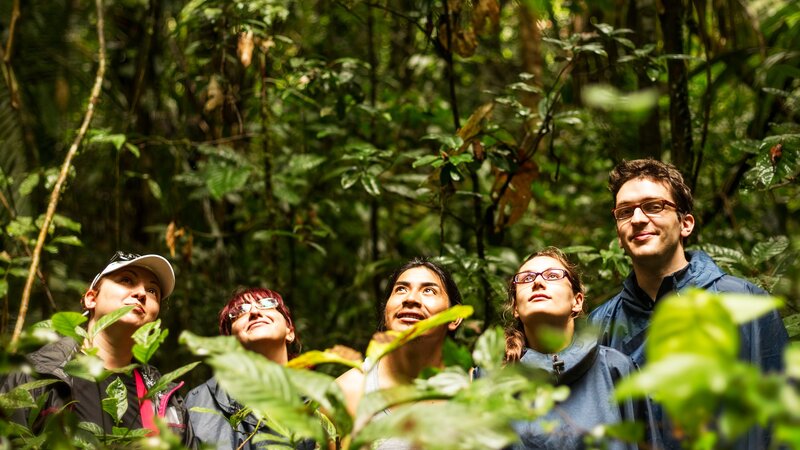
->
[101,377,128,424]
[472,326,505,372]
[89,306,136,341]
[364,305,473,371]
[144,362,201,399]
[51,312,87,342]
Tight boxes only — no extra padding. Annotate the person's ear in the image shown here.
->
[286,328,296,344]
[572,292,584,316]
[680,213,695,238]
[447,318,463,332]
[82,289,98,311]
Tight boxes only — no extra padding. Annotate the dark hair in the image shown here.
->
[608,158,694,215]
[218,287,301,358]
[378,257,463,331]
[504,247,585,362]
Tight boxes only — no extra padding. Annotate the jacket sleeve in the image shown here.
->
[185,382,235,450]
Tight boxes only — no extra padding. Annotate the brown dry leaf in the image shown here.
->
[457,103,494,141]
[329,345,363,363]
[770,143,783,167]
[472,0,500,34]
[492,160,539,232]
[237,30,254,68]
[166,221,177,257]
[259,36,275,54]
[448,0,463,14]
[454,28,478,57]
[204,76,224,112]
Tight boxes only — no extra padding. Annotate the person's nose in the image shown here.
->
[530,276,547,290]
[630,206,650,224]
[402,289,422,306]
[131,283,147,303]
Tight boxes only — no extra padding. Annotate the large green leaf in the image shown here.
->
[64,354,110,382]
[204,164,251,200]
[88,306,136,341]
[364,305,473,371]
[179,331,241,356]
[751,236,790,264]
[716,294,783,325]
[472,326,505,373]
[646,289,739,363]
[101,377,128,425]
[51,312,87,342]
[285,367,352,437]
[132,320,169,365]
[207,350,324,443]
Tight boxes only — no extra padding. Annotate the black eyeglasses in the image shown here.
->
[227,297,280,321]
[513,269,569,284]
[611,199,678,221]
[109,251,141,263]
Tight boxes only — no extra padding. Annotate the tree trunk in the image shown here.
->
[659,0,694,174]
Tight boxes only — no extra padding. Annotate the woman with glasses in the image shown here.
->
[495,247,660,450]
[186,287,312,449]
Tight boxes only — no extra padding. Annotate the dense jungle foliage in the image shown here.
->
[1,0,800,447]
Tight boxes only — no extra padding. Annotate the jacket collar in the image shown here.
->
[518,332,599,386]
[621,250,725,308]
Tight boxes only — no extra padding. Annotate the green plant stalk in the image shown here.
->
[11,0,107,349]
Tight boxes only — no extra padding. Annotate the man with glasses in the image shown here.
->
[588,159,787,448]
[1,251,195,446]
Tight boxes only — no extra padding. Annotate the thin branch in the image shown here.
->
[11,0,107,348]
[3,0,20,63]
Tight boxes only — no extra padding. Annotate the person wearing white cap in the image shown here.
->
[0,251,196,447]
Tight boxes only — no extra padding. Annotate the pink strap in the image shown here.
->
[134,369,159,436]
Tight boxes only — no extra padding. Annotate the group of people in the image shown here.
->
[0,158,789,449]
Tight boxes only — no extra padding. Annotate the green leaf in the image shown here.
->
[143,361,201,400]
[0,388,36,410]
[0,279,6,297]
[360,174,380,196]
[365,305,474,371]
[89,306,136,341]
[443,338,473,371]
[51,312,87,342]
[751,236,789,264]
[147,179,163,200]
[646,289,738,363]
[18,173,40,197]
[340,169,360,190]
[285,367,353,437]
[124,142,140,158]
[180,331,242,356]
[716,294,783,325]
[412,154,441,168]
[52,214,82,232]
[64,354,110,382]
[132,320,169,364]
[421,134,464,149]
[50,235,83,247]
[472,326,505,372]
[207,351,324,443]
[205,164,252,200]
[101,377,128,425]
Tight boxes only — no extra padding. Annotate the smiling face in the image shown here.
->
[84,266,162,330]
[229,293,295,353]
[614,177,695,272]
[383,266,458,334]
[513,256,583,326]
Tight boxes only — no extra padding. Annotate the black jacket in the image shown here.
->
[0,336,195,447]
[507,335,659,450]
[186,377,315,449]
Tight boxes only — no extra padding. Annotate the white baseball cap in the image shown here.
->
[90,252,176,299]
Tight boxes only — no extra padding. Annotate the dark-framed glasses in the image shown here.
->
[513,269,569,284]
[228,297,279,320]
[611,199,678,221]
